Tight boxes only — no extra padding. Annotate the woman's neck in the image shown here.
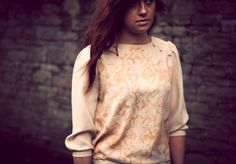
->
[117,31,151,45]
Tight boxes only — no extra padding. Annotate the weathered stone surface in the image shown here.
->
[170,0,196,15]
[186,102,209,115]
[56,31,78,41]
[170,15,191,26]
[33,15,62,26]
[192,14,222,26]
[7,50,26,61]
[221,20,236,33]
[41,4,60,16]
[163,26,187,36]
[219,154,236,164]
[185,153,216,164]
[35,26,59,41]
[32,67,52,85]
[182,52,195,63]
[184,75,202,87]
[52,75,71,88]
[151,26,163,34]
[26,46,47,62]
[172,26,187,36]
[63,0,80,17]
[182,63,192,74]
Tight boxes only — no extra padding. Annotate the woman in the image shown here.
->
[65,0,189,163]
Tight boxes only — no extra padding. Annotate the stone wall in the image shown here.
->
[0,0,90,161]
[0,0,235,163]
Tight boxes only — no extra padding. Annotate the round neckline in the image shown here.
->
[117,36,153,47]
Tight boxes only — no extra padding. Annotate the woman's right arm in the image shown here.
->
[65,46,99,161]
[73,156,92,164]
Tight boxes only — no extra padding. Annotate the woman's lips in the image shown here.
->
[136,19,150,25]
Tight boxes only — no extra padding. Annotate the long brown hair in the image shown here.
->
[84,0,164,93]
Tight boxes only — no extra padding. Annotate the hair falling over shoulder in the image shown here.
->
[83,0,164,93]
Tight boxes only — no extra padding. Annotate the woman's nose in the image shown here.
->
[138,2,148,15]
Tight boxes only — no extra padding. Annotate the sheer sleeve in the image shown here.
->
[167,41,189,136]
[65,46,99,157]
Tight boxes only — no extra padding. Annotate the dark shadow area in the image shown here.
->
[1,139,73,164]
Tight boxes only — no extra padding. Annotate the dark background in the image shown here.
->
[0,0,236,163]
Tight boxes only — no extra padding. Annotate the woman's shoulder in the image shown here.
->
[78,45,91,56]
[73,45,91,69]
[76,45,91,60]
[152,36,178,55]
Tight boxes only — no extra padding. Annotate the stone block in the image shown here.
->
[41,64,60,73]
[21,28,36,40]
[184,91,197,102]
[52,75,71,88]
[35,26,59,41]
[204,139,235,153]
[27,46,47,62]
[192,65,230,78]
[186,138,204,152]
[188,113,208,131]
[203,76,236,87]
[170,15,191,26]
[56,31,78,41]
[33,16,62,26]
[3,72,17,83]
[163,26,172,35]
[182,53,194,63]
[219,154,236,164]
[217,2,236,15]
[186,102,209,115]
[151,26,163,34]
[0,39,18,50]
[42,4,60,16]
[5,27,21,39]
[57,87,71,97]
[192,14,221,26]
[193,34,236,55]
[7,50,26,61]
[46,42,77,65]
[221,20,236,33]
[171,0,196,15]
[211,53,235,67]
[63,0,80,17]
[32,67,52,85]
[16,90,47,108]
[197,83,236,99]
[38,85,58,94]
[172,26,187,36]
[46,45,66,64]
[0,82,14,95]
[185,153,216,164]
[184,75,202,87]
[182,63,192,74]
[165,27,187,40]
[188,26,220,35]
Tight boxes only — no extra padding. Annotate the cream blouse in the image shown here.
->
[65,36,189,164]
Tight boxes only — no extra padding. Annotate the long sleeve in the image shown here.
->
[167,41,189,136]
[65,46,99,157]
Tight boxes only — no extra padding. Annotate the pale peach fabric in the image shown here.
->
[65,36,189,163]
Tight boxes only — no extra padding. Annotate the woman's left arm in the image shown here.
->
[167,41,189,164]
[169,135,186,164]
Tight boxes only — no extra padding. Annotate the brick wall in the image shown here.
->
[0,0,235,163]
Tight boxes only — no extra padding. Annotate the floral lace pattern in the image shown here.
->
[93,41,174,163]
[64,37,188,163]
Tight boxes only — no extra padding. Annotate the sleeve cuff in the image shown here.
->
[72,150,93,157]
[169,129,186,136]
